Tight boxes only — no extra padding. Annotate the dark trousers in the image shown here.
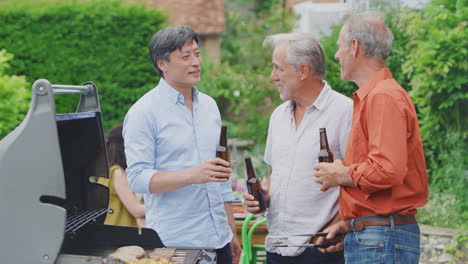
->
[267,247,344,264]
[216,243,232,264]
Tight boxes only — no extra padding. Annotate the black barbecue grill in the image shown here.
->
[0,79,215,264]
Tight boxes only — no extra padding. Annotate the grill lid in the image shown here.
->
[0,79,107,263]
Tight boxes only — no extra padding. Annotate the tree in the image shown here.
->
[198,7,295,143]
[0,49,30,139]
[401,0,467,226]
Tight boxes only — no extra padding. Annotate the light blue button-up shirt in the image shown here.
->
[123,78,233,249]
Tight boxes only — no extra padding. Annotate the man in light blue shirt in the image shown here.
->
[123,26,241,264]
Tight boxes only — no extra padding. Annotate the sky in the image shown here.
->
[400,0,431,9]
[293,0,432,38]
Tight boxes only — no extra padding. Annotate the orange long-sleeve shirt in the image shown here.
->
[340,67,428,221]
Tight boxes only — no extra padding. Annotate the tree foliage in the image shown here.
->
[401,0,467,222]
[253,0,281,14]
[198,7,295,144]
[0,49,30,139]
[320,5,412,97]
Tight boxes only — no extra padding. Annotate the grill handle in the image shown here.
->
[33,79,100,113]
[52,84,93,95]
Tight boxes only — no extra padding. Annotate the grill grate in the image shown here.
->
[65,208,112,233]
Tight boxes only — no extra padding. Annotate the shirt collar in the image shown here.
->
[354,66,393,100]
[283,80,332,113]
[158,78,199,104]
[285,100,295,113]
[310,80,332,112]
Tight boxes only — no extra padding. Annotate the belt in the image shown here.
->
[345,215,417,232]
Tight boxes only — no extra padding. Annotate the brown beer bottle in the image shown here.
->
[216,125,230,167]
[318,128,334,163]
[245,156,267,214]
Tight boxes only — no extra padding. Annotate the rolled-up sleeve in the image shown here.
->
[123,107,158,194]
[220,179,234,202]
[350,94,408,194]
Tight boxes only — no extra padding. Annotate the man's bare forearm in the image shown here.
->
[149,158,232,194]
[149,169,194,194]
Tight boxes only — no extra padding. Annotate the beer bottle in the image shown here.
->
[216,125,230,167]
[245,156,267,214]
[318,128,334,163]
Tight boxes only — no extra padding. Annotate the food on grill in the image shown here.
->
[155,258,172,264]
[126,258,171,264]
[108,245,146,263]
[154,258,171,264]
[148,248,176,260]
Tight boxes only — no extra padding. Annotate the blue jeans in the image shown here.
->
[267,247,344,264]
[344,215,421,264]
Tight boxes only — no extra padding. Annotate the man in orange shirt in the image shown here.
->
[314,11,428,263]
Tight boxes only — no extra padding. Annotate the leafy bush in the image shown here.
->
[0,0,166,131]
[198,7,295,145]
[319,24,358,97]
[320,7,412,97]
[401,0,467,223]
[417,190,467,229]
[0,49,30,139]
[444,231,468,263]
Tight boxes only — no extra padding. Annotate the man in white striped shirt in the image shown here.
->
[243,33,352,264]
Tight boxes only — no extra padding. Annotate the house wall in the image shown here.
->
[201,36,221,64]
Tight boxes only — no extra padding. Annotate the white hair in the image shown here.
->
[343,11,394,61]
[263,32,325,80]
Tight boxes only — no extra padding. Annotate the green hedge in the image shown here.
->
[0,0,166,131]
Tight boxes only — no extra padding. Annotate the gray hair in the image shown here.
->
[263,33,325,80]
[343,11,394,61]
[149,25,200,77]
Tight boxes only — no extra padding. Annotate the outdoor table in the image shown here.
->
[235,216,267,246]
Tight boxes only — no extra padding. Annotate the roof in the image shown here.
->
[149,0,226,35]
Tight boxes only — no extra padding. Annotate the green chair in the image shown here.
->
[241,214,267,264]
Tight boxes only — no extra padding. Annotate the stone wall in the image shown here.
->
[420,224,467,264]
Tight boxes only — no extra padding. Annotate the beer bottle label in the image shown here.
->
[217,146,227,152]
[248,178,257,184]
